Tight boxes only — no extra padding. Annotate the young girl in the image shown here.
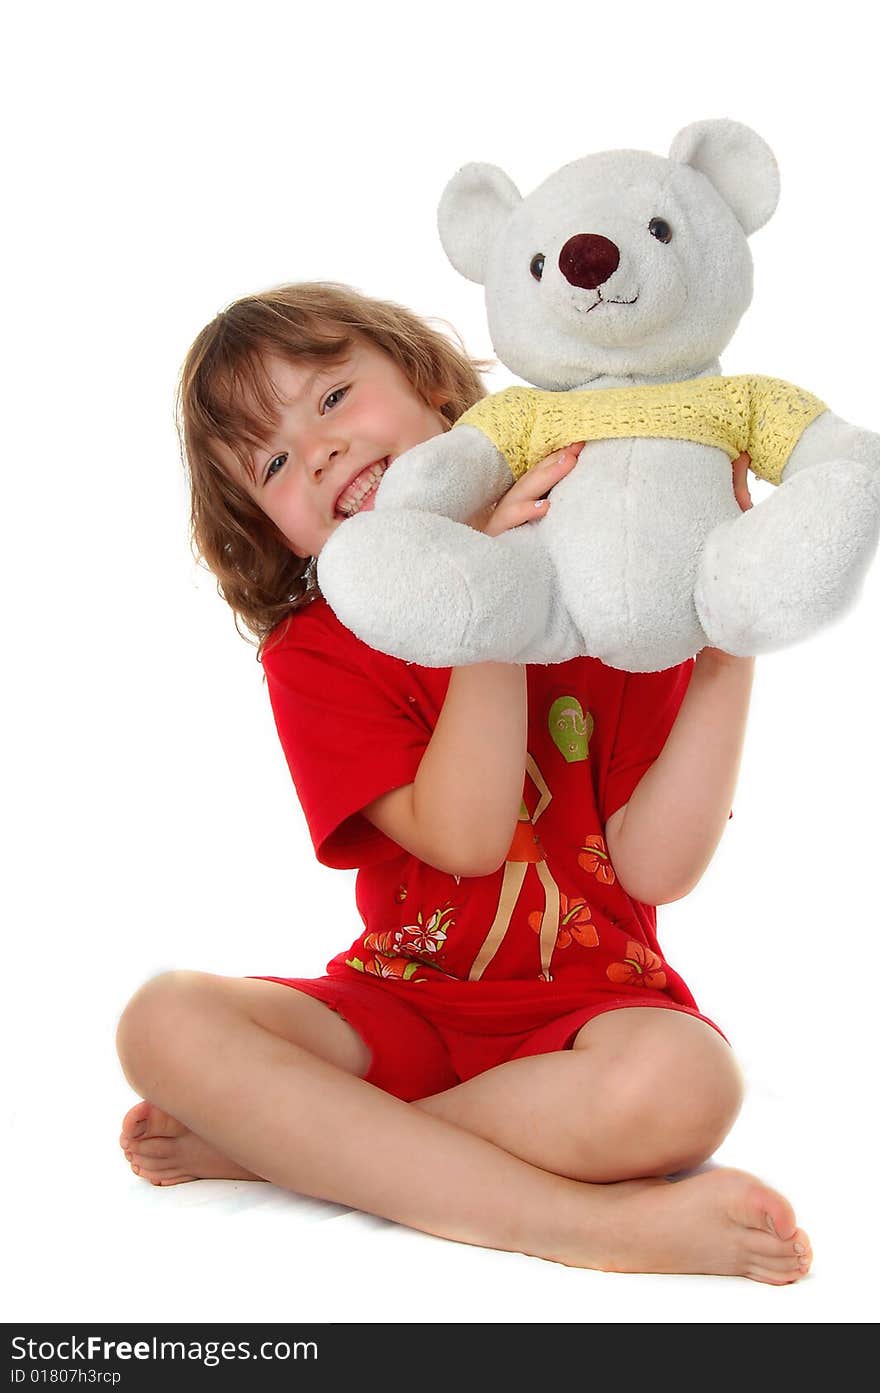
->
[116,282,811,1284]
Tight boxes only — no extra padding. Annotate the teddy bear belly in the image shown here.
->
[544,437,741,669]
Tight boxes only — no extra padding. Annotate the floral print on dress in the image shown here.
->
[528,893,599,952]
[606,940,667,990]
[578,833,616,886]
[399,905,455,958]
[346,904,457,982]
[345,954,427,982]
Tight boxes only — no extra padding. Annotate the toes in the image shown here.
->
[132,1165,194,1187]
[747,1264,805,1286]
[120,1102,186,1146]
[127,1136,175,1161]
[750,1251,812,1284]
[728,1173,798,1243]
[120,1100,153,1142]
[746,1227,812,1262]
[793,1234,813,1275]
[760,1198,798,1243]
[742,1225,812,1282]
[130,1149,175,1171]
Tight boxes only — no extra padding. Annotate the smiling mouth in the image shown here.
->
[335,459,389,517]
[585,290,639,314]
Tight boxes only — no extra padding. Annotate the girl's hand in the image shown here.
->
[470,442,585,536]
[732,451,753,511]
[472,444,748,535]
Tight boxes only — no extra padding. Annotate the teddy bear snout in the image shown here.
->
[559,234,620,290]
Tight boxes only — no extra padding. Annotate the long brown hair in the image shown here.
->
[177,282,487,650]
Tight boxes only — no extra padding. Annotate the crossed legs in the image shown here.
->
[117,971,810,1282]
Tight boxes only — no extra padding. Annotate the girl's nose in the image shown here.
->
[305,435,347,479]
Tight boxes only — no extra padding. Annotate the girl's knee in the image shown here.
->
[574,1012,744,1173]
[115,969,221,1085]
[627,1036,744,1170]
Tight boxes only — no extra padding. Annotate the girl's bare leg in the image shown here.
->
[117,972,810,1282]
[414,1006,744,1182]
[120,977,372,1185]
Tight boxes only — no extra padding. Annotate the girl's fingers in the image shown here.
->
[732,451,753,511]
[516,441,584,498]
[484,497,550,537]
[481,442,585,536]
[539,441,585,472]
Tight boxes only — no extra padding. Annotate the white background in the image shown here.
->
[5,0,878,1326]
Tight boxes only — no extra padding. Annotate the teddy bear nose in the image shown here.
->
[559,234,621,290]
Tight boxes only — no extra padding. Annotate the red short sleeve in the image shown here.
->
[601,660,694,822]
[261,605,432,870]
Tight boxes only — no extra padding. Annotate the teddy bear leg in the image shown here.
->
[317,509,559,665]
[694,461,880,655]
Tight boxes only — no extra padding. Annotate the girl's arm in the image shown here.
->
[362,443,582,878]
[363,663,528,877]
[604,648,755,905]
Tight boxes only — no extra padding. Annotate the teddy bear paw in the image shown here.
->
[317,510,548,665]
[694,460,880,655]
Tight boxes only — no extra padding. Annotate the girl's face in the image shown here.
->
[232,340,448,558]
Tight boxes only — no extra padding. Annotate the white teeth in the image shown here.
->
[336,461,387,516]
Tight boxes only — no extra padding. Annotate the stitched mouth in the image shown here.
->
[585,289,640,314]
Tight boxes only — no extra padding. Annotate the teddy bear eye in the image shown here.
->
[648,218,672,244]
[530,254,545,281]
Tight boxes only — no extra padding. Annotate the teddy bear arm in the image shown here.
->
[375,425,515,521]
[375,423,515,523]
[781,411,880,484]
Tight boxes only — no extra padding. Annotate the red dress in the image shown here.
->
[255,598,726,1100]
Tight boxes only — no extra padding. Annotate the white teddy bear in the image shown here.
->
[318,119,880,672]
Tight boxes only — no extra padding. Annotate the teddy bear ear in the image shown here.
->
[669,119,780,235]
[438,163,522,284]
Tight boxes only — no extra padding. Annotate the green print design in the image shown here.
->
[548,696,593,763]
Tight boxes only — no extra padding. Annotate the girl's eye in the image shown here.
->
[322,386,348,412]
[264,452,288,482]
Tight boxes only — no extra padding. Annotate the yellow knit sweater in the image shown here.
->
[454,375,826,486]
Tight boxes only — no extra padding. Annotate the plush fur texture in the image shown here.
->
[318,120,880,671]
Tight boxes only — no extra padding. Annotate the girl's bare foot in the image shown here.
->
[119,1101,262,1186]
[119,1105,811,1284]
[571,1166,812,1286]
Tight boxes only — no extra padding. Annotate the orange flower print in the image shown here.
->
[345,954,426,982]
[528,894,599,951]
[364,929,402,954]
[606,941,667,990]
[578,834,616,886]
